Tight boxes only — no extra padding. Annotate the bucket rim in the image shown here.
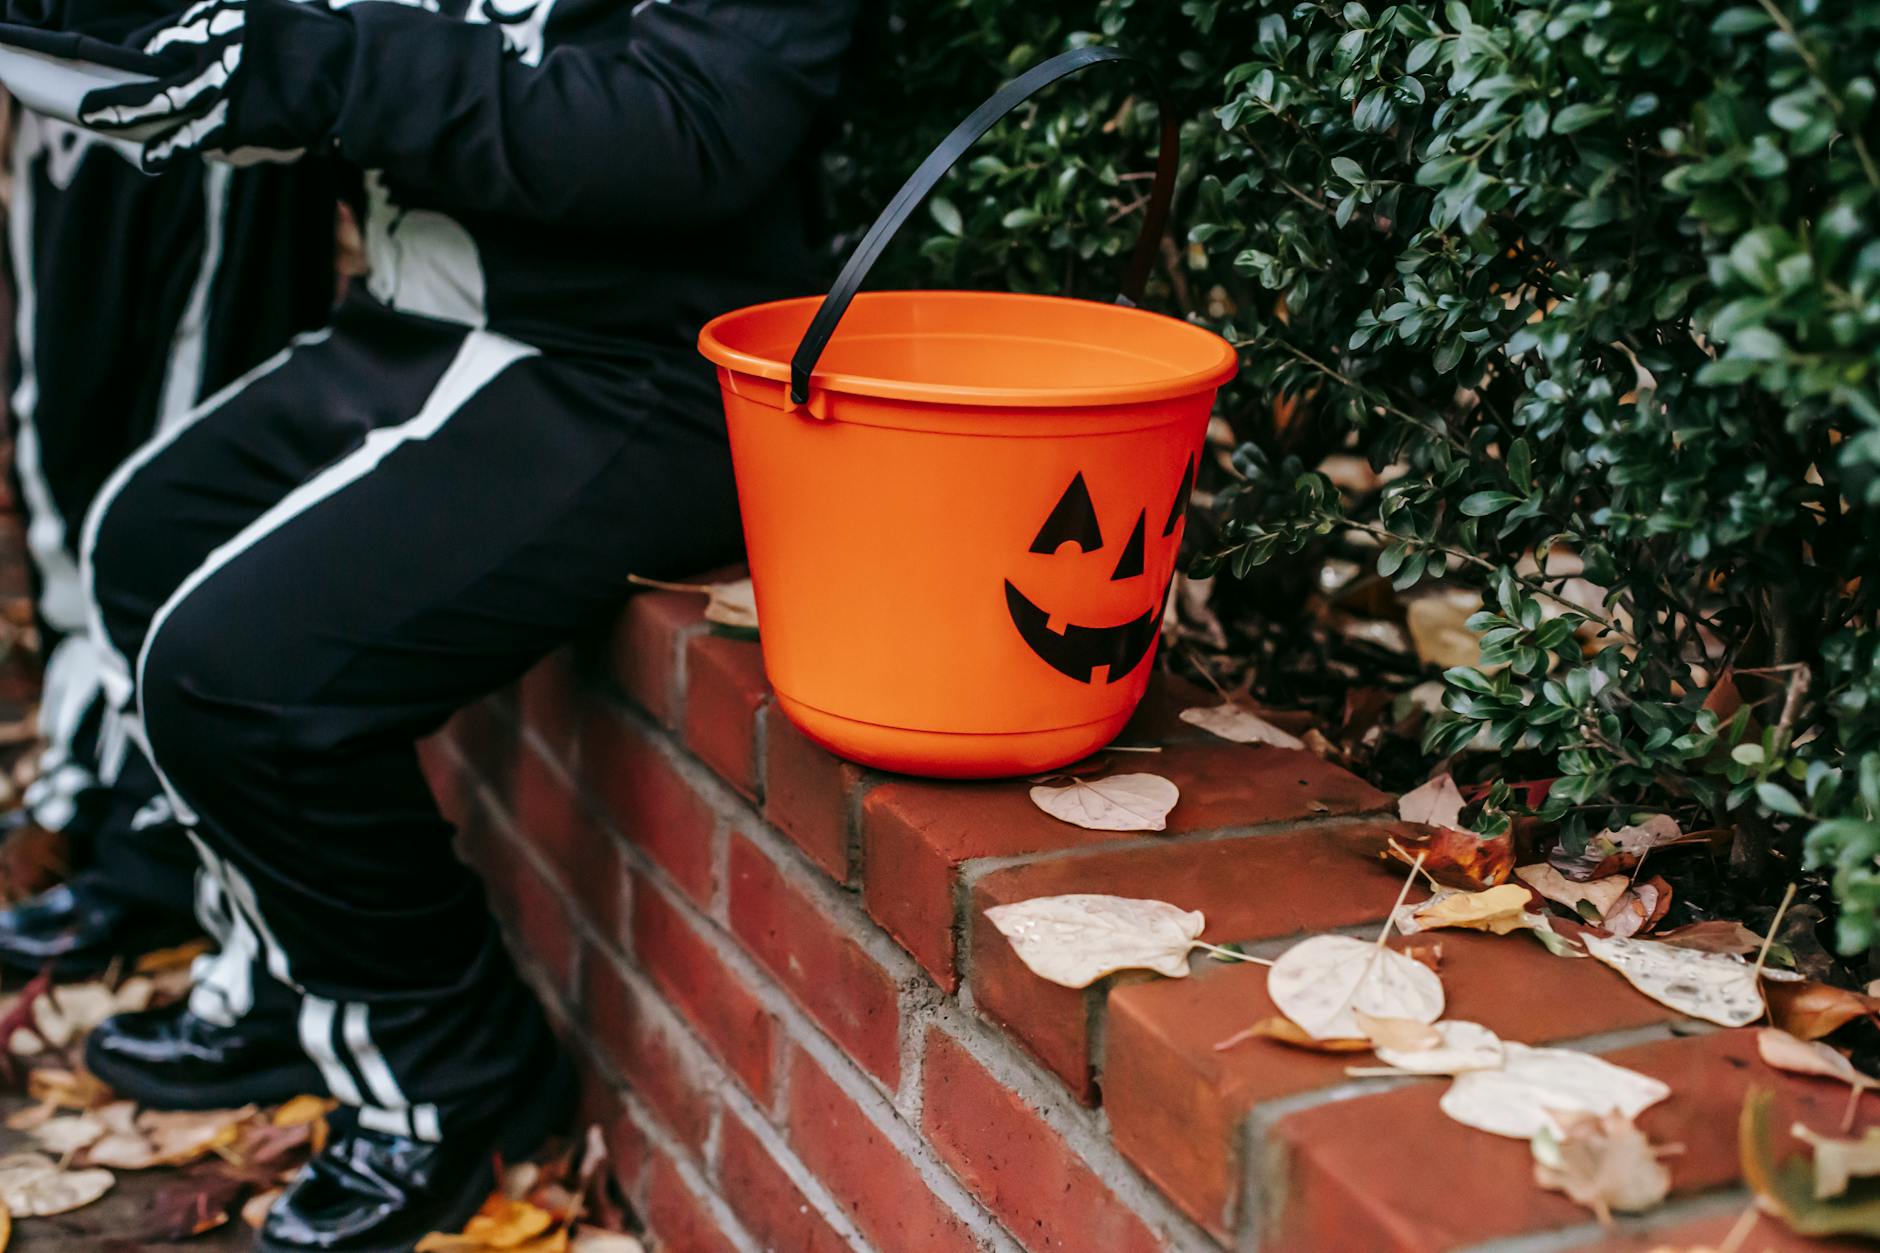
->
[697,290,1238,409]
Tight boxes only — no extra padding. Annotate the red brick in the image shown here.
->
[864,739,1390,989]
[716,1109,850,1253]
[611,590,704,727]
[785,1049,980,1253]
[761,708,861,881]
[462,804,576,999]
[645,1154,744,1253]
[511,742,626,947]
[446,696,519,787]
[921,1029,1161,1253]
[582,708,717,906]
[583,950,717,1158]
[1269,1029,1856,1251]
[518,649,584,768]
[630,874,778,1100]
[573,1071,649,1200]
[970,820,1410,1100]
[1105,929,1686,1238]
[727,834,901,1086]
[684,634,770,799]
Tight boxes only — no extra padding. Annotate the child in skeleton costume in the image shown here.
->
[0,77,337,975]
[1,0,859,1245]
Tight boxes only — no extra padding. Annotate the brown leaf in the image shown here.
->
[1766,980,1880,1042]
[1213,1016,1371,1054]
[1601,876,1674,939]
[1548,815,1704,881]
[1757,1030,1875,1091]
[132,939,212,975]
[1517,864,1630,920]
[138,1171,246,1240]
[417,1195,560,1252]
[1387,826,1514,889]
[1655,920,1763,956]
[1532,1111,1673,1223]
[25,1068,112,1111]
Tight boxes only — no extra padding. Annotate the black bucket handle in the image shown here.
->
[789,46,1178,407]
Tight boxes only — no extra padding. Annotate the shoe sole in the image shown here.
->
[83,1036,320,1111]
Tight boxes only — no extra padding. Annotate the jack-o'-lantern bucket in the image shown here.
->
[697,48,1236,778]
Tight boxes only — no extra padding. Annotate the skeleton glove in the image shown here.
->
[77,0,247,170]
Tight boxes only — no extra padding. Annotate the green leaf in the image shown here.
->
[1460,491,1521,516]
[929,197,963,238]
[1001,207,1045,230]
[1756,783,1806,817]
[1553,103,1612,134]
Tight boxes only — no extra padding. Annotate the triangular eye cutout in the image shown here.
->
[1110,511,1146,581]
[1163,455,1196,537]
[1030,473,1104,554]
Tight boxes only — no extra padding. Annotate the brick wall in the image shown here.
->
[428,582,1859,1253]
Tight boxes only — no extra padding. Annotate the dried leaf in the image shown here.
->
[1516,864,1631,920]
[1411,884,1534,935]
[1440,1042,1672,1138]
[1372,1020,1505,1074]
[1602,876,1673,939]
[1399,773,1466,829]
[1532,1111,1673,1221]
[568,1230,645,1253]
[626,575,756,630]
[1213,1016,1371,1053]
[0,1152,113,1216]
[1178,704,1306,749]
[1028,774,1179,832]
[1655,920,1763,955]
[1268,935,1444,1040]
[139,1171,246,1240]
[1741,1087,1880,1238]
[1766,980,1880,1041]
[983,895,1205,988]
[1351,1010,1441,1053]
[0,1203,10,1252]
[1527,911,1587,958]
[1386,826,1514,890]
[1757,1029,1876,1092]
[243,1188,283,1230]
[1583,934,1764,1027]
[1406,590,1484,669]
[417,1194,560,1252]
[30,1114,105,1157]
[1793,1124,1880,1200]
[134,938,213,974]
[272,1095,337,1128]
[25,1069,111,1111]
[29,983,119,1050]
[1550,815,1699,880]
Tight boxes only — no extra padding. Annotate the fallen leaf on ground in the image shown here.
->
[0,1152,113,1216]
[568,1230,644,1253]
[0,1204,10,1252]
[1601,876,1674,939]
[626,575,756,630]
[88,1106,255,1170]
[272,1095,337,1128]
[1793,1124,1880,1200]
[1526,911,1587,958]
[418,1193,566,1252]
[1178,704,1305,750]
[243,1187,283,1230]
[1351,1010,1440,1052]
[1411,884,1534,935]
[1406,590,1484,669]
[1549,815,1699,880]
[1532,1110,1673,1222]
[983,895,1206,988]
[1213,1016,1370,1053]
[1583,934,1764,1027]
[1028,774,1179,831]
[1441,1042,1672,1138]
[1399,773,1465,829]
[1759,1030,1875,1090]
[30,1113,106,1157]
[134,938,213,974]
[139,1170,246,1239]
[1516,864,1631,922]
[1766,979,1880,1041]
[1371,1020,1505,1074]
[25,1069,112,1112]
[1386,826,1514,889]
[1742,1087,1880,1237]
[1655,920,1763,956]
[1267,935,1444,1040]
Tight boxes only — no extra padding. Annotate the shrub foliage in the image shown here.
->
[829,0,1880,951]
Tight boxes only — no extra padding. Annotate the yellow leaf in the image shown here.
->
[1412,884,1533,935]
[272,1096,338,1128]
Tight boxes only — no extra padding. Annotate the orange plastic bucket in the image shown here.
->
[697,49,1237,778]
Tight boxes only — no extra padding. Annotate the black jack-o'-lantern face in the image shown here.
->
[1004,456,1196,684]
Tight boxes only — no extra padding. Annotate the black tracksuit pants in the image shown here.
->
[86,291,743,1136]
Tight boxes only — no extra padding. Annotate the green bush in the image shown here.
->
[829,0,1880,953]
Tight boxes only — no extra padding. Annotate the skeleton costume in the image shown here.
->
[0,0,857,1243]
[4,78,335,947]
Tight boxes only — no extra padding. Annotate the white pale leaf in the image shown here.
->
[1375,1020,1505,1074]
[1516,864,1630,918]
[983,894,1206,989]
[1399,773,1465,828]
[0,1151,114,1216]
[704,578,758,629]
[1440,1043,1672,1138]
[1582,934,1764,1027]
[1028,773,1179,832]
[1178,704,1305,750]
[1268,934,1445,1040]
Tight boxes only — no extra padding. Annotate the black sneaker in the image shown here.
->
[257,1057,576,1252]
[84,1002,325,1108]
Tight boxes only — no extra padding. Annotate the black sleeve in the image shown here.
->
[232,0,857,230]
